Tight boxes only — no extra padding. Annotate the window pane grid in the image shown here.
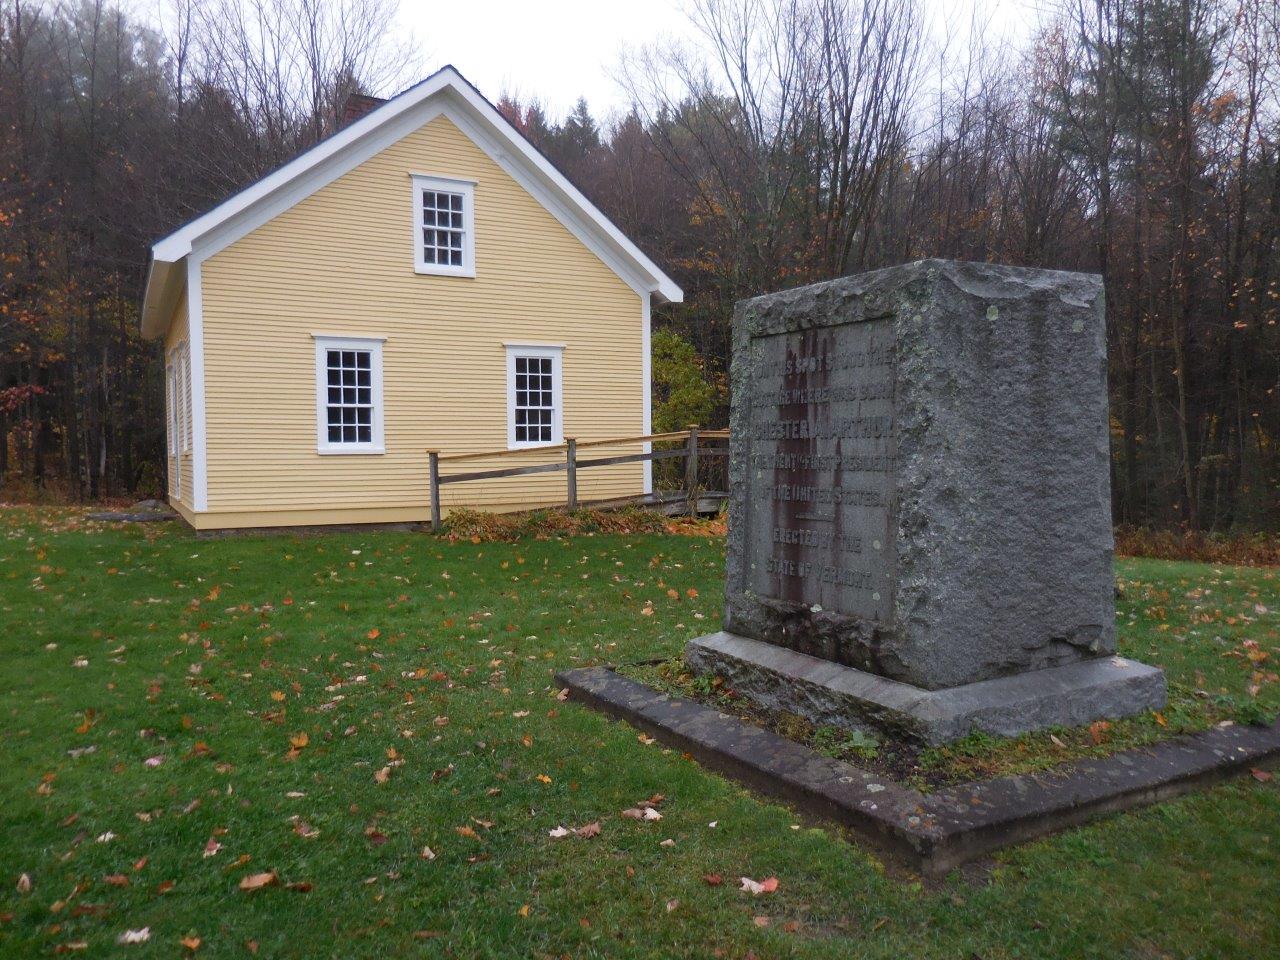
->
[421,189,465,267]
[513,355,554,443]
[325,348,374,445]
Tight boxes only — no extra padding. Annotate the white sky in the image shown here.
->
[397,0,1045,122]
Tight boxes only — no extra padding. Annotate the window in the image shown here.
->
[506,344,563,448]
[314,336,385,454]
[166,354,178,456]
[412,174,475,276]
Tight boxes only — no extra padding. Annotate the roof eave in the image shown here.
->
[140,257,185,340]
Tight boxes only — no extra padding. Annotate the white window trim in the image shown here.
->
[411,173,476,278]
[179,342,191,453]
[505,343,564,450]
[314,335,386,455]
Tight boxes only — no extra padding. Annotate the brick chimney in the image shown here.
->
[341,93,386,127]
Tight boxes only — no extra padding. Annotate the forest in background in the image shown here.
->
[1,0,1278,530]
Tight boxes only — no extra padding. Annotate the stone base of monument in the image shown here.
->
[556,664,1280,876]
[684,632,1167,746]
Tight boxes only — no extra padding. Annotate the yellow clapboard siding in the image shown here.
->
[198,113,645,525]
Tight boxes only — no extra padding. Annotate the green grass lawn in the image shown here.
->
[1,508,1277,959]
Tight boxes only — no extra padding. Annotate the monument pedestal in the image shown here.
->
[691,259,1165,744]
[686,631,1166,746]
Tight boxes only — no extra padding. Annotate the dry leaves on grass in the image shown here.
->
[739,876,779,895]
[238,871,278,892]
[621,807,662,821]
[548,821,601,839]
[1088,720,1111,745]
[621,792,666,821]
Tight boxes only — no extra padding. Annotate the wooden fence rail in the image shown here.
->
[425,426,728,532]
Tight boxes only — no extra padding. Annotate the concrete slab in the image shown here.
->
[556,664,1280,875]
[684,631,1167,745]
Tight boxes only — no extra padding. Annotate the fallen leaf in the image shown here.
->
[455,825,479,840]
[535,774,552,784]
[285,881,312,892]
[703,873,723,886]
[753,916,770,927]
[374,766,391,784]
[238,871,278,892]
[666,898,679,912]
[517,904,530,917]
[16,874,31,894]
[103,874,129,887]
[202,838,221,858]
[1088,720,1111,745]
[289,732,309,749]
[573,821,601,839]
[1251,768,1274,782]
[420,846,436,860]
[180,935,201,951]
[117,928,151,944]
[548,826,570,838]
[740,876,779,895]
[659,838,675,847]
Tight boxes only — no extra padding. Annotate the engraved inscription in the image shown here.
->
[744,320,895,621]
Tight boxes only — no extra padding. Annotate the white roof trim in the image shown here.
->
[144,65,681,334]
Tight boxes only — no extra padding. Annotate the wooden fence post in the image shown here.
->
[565,438,577,511]
[428,451,442,533]
[685,425,700,516]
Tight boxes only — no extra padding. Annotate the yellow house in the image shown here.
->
[140,66,682,531]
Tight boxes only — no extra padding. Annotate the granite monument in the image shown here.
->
[685,260,1166,744]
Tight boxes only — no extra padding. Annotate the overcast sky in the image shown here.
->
[396,0,1045,122]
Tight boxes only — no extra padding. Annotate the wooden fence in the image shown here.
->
[425,426,729,532]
